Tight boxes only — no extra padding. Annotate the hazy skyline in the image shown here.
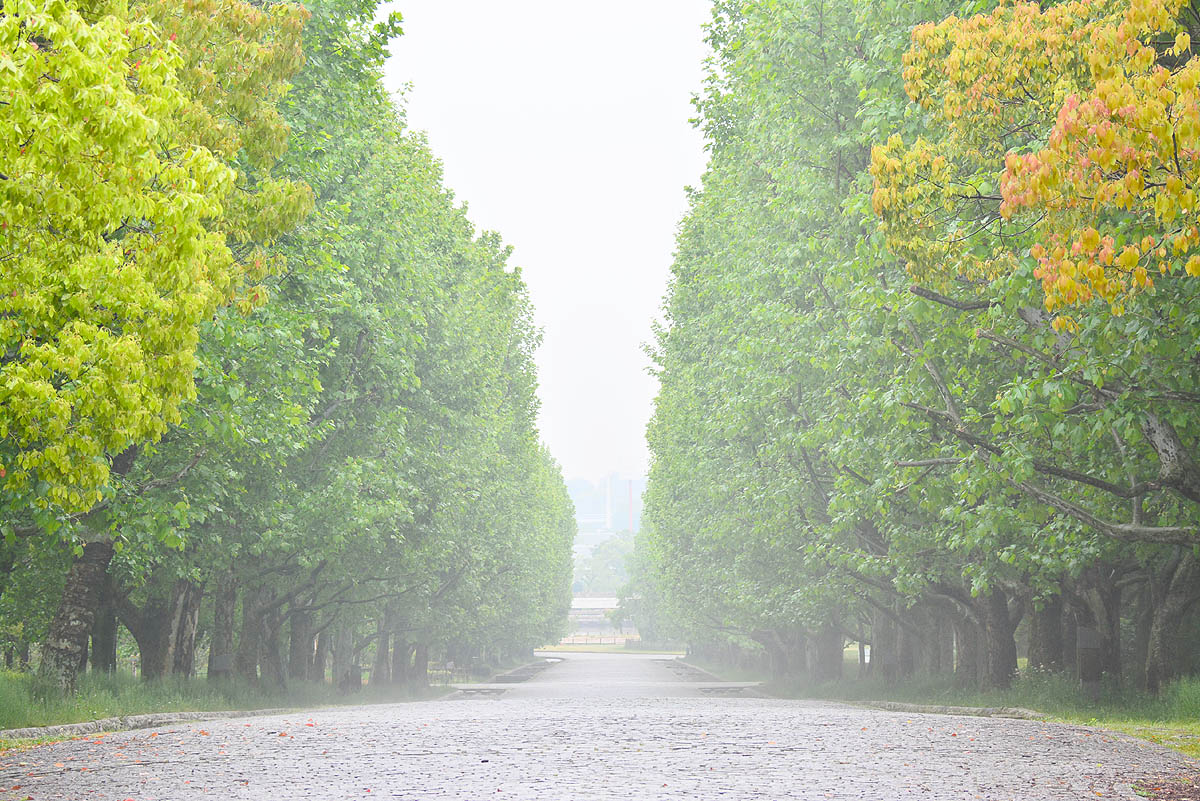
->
[380,2,712,482]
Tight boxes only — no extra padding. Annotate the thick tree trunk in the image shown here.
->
[259,605,286,689]
[953,619,980,688]
[331,623,353,691]
[207,573,237,682]
[39,446,137,693]
[310,629,330,683]
[90,576,119,674]
[811,622,843,682]
[408,642,429,689]
[371,615,391,687]
[172,580,202,677]
[1027,594,1064,671]
[392,640,413,686]
[1080,572,1122,680]
[1062,612,1078,678]
[1145,553,1199,694]
[39,541,115,693]
[288,609,314,682]
[234,586,265,684]
[981,589,1019,689]
[871,609,898,683]
[117,578,202,681]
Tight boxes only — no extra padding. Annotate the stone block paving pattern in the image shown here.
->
[1,653,1194,800]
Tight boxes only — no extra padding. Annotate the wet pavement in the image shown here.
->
[1,652,1193,800]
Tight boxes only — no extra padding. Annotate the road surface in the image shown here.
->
[1,652,1193,800]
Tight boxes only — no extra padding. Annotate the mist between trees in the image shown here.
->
[625,0,1200,697]
[0,0,574,698]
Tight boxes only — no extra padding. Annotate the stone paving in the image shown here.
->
[1,653,1194,800]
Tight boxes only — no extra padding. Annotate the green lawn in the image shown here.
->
[767,668,1200,759]
[0,670,447,750]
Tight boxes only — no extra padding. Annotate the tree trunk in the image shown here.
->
[981,589,1019,689]
[172,580,202,677]
[408,641,428,689]
[90,575,119,674]
[1027,594,1064,671]
[1062,611,1078,678]
[1145,553,1199,695]
[39,541,115,693]
[1080,571,1122,680]
[117,578,202,681]
[811,622,843,682]
[234,586,265,684]
[310,629,330,683]
[953,619,980,688]
[288,609,314,682]
[331,623,353,690]
[392,640,413,686]
[207,572,237,682]
[371,615,391,687]
[259,604,286,689]
[870,609,898,683]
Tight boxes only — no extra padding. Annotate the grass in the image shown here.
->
[0,669,451,751]
[727,663,1200,759]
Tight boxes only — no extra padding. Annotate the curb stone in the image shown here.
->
[867,700,1045,720]
[0,707,292,742]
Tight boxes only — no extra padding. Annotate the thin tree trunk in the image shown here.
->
[371,614,391,686]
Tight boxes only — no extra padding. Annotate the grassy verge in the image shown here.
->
[687,660,1200,760]
[0,669,448,751]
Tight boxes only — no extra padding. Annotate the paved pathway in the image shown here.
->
[1,653,1194,800]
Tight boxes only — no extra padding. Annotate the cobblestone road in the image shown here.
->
[1,653,1194,800]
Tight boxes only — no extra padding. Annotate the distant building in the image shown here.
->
[567,474,647,535]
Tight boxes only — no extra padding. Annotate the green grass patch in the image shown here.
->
[696,662,1200,759]
[0,669,447,742]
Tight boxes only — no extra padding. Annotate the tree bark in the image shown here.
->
[392,640,412,686]
[259,603,286,689]
[1145,552,1200,694]
[953,619,980,688]
[90,575,118,674]
[39,541,115,693]
[981,589,1019,689]
[310,629,330,683]
[1027,594,1064,671]
[408,641,428,689]
[207,572,236,682]
[234,586,265,684]
[811,622,843,682]
[288,609,314,682]
[371,614,391,687]
[172,580,202,677]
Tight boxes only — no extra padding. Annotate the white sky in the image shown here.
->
[380,2,712,484]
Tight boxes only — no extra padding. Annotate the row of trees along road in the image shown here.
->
[0,0,575,694]
[635,0,1200,693]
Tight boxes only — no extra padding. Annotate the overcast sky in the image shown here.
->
[379,2,712,484]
